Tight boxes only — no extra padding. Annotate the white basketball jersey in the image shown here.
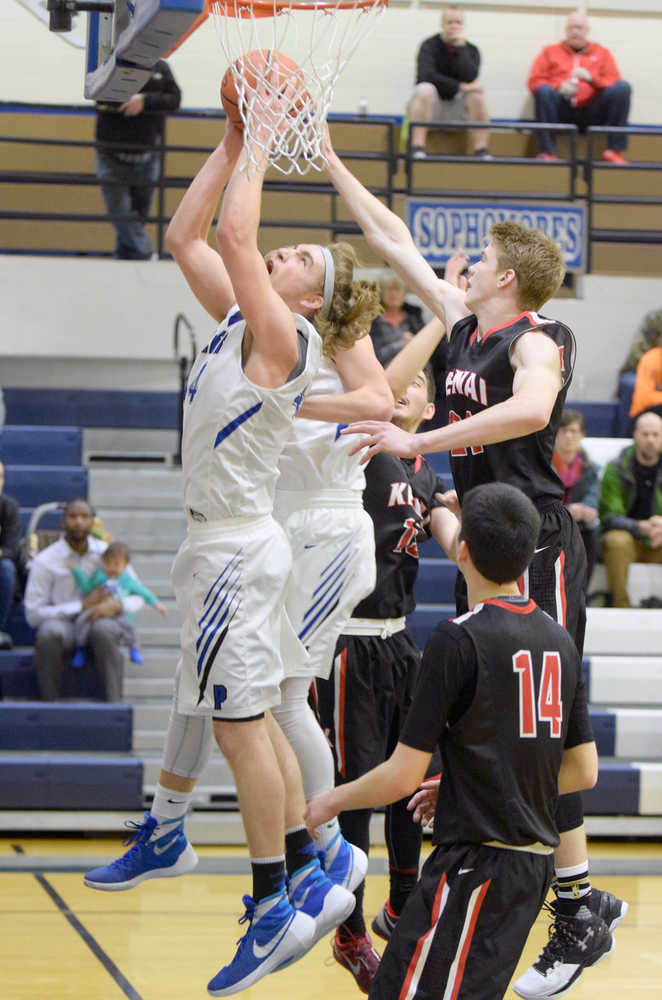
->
[276,355,366,493]
[181,306,321,520]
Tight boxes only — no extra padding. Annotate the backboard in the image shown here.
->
[85,0,206,102]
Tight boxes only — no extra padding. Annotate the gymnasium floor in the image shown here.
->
[1,838,660,999]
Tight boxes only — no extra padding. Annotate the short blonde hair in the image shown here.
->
[490,221,565,312]
[315,242,381,358]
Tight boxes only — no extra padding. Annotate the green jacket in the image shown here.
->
[599,444,662,543]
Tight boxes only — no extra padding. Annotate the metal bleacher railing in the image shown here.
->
[1,103,661,268]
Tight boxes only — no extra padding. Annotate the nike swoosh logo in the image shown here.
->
[252,912,294,959]
[167,799,186,804]
[458,867,474,875]
[533,546,549,554]
[304,544,318,549]
[153,835,179,856]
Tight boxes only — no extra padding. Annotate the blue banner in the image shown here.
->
[406,199,587,273]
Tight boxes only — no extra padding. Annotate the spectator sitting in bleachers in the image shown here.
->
[0,460,21,650]
[24,499,144,701]
[552,409,600,593]
[369,272,425,367]
[599,411,662,608]
[527,10,631,164]
[628,311,662,427]
[405,6,490,159]
[71,539,166,668]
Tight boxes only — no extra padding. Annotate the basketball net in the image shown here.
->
[210,0,386,176]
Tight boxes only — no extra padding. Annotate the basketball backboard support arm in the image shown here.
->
[84,0,205,102]
[47,0,114,34]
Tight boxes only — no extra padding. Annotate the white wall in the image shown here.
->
[1,2,661,122]
[0,256,659,400]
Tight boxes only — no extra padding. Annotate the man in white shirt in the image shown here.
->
[24,498,144,700]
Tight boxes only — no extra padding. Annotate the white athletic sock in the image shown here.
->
[316,817,341,852]
[150,783,192,828]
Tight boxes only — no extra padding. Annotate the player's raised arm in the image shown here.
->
[344,328,563,462]
[165,124,243,322]
[298,334,393,424]
[323,128,468,332]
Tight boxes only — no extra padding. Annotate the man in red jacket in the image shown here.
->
[527,10,631,164]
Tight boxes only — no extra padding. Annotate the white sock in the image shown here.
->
[316,818,341,853]
[150,783,192,829]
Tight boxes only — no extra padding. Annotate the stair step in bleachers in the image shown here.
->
[582,761,662,816]
[584,655,662,705]
[0,426,82,465]
[4,465,87,508]
[0,650,38,699]
[585,608,662,655]
[83,428,178,465]
[590,708,662,758]
[3,388,179,430]
[0,702,132,751]
[95,508,186,543]
[90,467,184,510]
[0,753,143,809]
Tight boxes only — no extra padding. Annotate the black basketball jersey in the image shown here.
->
[353,452,444,619]
[400,596,588,847]
[445,311,576,506]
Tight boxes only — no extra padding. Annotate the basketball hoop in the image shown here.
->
[210,0,386,176]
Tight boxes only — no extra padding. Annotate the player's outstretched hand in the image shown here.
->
[407,776,441,826]
[304,791,337,839]
[342,421,418,464]
[445,251,469,290]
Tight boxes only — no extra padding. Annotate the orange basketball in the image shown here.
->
[220,49,305,131]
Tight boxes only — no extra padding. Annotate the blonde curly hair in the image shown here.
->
[314,242,382,359]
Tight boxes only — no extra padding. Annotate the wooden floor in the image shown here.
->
[1,838,661,1000]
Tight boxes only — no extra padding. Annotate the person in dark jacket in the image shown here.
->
[599,411,662,607]
[95,58,181,259]
[0,460,21,649]
[552,409,600,590]
[405,6,490,158]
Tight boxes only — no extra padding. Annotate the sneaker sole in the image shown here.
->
[84,843,198,891]
[312,886,356,942]
[208,912,316,996]
[371,912,395,942]
[512,936,616,1000]
[607,900,628,931]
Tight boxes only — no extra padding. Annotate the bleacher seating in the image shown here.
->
[0,753,143,809]
[3,388,179,430]
[3,465,87,508]
[0,702,132,751]
[0,425,82,465]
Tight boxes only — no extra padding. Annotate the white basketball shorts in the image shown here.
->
[274,491,376,680]
[173,513,292,718]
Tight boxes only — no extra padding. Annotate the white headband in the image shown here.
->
[320,246,335,313]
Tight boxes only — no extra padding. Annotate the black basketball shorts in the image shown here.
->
[314,628,421,783]
[371,841,553,1000]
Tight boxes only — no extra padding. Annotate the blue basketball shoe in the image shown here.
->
[84,812,198,891]
[207,890,315,997]
[289,858,356,942]
[319,831,368,894]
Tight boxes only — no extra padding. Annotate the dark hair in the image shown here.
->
[559,408,585,431]
[459,483,541,583]
[422,364,436,403]
[63,498,94,517]
[103,540,130,563]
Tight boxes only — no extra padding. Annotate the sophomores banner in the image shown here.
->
[406,199,587,273]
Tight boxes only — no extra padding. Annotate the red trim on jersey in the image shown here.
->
[399,874,448,1000]
[558,550,567,627]
[478,310,541,344]
[447,879,492,1000]
[414,455,424,473]
[484,597,536,615]
[336,648,347,778]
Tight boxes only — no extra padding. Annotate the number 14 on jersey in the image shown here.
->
[513,650,562,738]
